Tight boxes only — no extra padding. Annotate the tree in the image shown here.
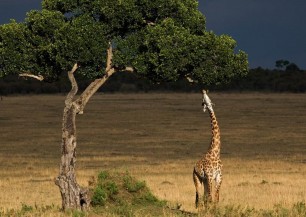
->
[285,63,300,72]
[275,59,301,72]
[275,59,290,70]
[0,0,248,210]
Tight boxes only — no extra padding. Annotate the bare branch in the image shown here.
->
[147,21,156,26]
[19,73,44,81]
[65,63,79,106]
[125,67,134,73]
[186,76,194,83]
[73,43,134,114]
[185,74,198,84]
[69,63,79,75]
[105,42,113,72]
[143,19,156,26]
[74,68,116,114]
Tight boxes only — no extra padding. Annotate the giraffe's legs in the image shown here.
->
[214,172,222,202]
[203,177,213,206]
[193,170,202,208]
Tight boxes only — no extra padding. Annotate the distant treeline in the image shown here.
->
[219,67,306,92]
[1,67,306,94]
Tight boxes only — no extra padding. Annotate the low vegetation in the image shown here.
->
[90,170,167,216]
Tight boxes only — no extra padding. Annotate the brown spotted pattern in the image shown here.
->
[193,92,223,208]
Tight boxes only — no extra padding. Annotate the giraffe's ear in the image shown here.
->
[207,89,209,93]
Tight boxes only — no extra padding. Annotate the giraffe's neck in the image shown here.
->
[207,109,221,156]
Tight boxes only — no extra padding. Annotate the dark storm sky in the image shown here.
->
[1,0,305,69]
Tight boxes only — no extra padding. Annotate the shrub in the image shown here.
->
[97,170,109,182]
[91,186,108,206]
[90,170,166,216]
[123,172,146,193]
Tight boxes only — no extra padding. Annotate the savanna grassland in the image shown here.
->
[0,93,305,216]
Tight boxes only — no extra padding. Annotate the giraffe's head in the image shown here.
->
[202,90,214,112]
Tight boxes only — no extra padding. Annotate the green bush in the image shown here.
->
[123,173,146,193]
[91,170,121,206]
[97,170,109,182]
[91,186,108,206]
[90,170,167,216]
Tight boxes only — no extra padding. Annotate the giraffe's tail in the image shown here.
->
[195,191,199,208]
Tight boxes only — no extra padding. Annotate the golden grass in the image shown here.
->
[0,93,305,214]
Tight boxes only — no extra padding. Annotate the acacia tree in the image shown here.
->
[0,0,248,210]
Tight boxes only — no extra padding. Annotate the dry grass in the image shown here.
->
[0,93,305,214]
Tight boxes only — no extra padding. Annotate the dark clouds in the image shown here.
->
[199,0,306,69]
[0,0,305,69]
[0,0,41,23]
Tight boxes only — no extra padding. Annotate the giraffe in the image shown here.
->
[193,90,223,208]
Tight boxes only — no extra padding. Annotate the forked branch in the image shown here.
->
[74,43,134,114]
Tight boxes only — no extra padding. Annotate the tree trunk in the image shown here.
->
[54,45,134,211]
[55,105,82,209]
[55,64,90,210]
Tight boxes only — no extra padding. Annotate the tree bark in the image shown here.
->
[54,45,134,210]
[54,63,89,210]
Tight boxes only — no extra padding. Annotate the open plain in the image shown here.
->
[0,93,305,215]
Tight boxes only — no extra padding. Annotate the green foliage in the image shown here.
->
[91,185,108,206]
[0,0,248,87]
[0,21,31,78]
[123,172,146,193]
[90,170,166,216]
[97,170,109,181]
[114,18,248,85]
[91,171,119,206]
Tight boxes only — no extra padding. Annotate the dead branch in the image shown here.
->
[74,67,116,114]
[125,66,134,73]
[73,42,134,114]
[19,73,44,81]
[185,74,198,84]
[65,63,79,106]
[105,42,113,72]
[143,19,156,26]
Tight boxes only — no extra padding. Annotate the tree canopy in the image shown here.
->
[0,0,248,86]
